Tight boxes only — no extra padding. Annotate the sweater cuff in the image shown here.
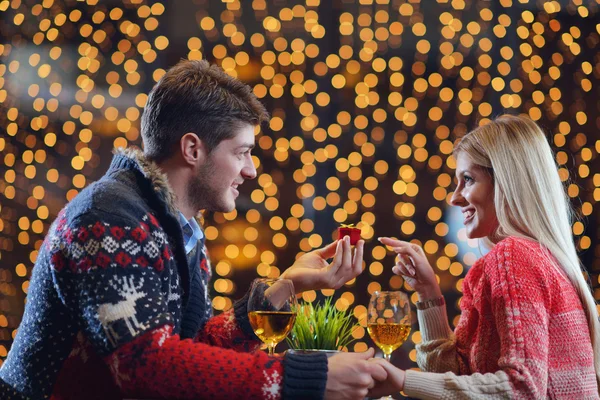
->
[0,378,28,400]
[403,370,447,400]
[233,290,258,340]
[417,304,453,341]
[282,352,328,400]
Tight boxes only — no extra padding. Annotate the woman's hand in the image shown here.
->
[280,236,364,294]
[366,358,406,398]
[378,237,442,300]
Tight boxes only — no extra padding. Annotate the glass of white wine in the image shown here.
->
[248,278,297,356]
[367,291,412,362]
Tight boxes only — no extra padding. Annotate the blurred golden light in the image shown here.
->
[0,1,598,378]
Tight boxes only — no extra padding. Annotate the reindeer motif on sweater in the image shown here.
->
[97,276,148,347]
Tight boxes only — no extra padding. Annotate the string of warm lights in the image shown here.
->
[1,0,598,378]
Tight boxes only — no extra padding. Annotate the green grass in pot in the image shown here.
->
[287,297,359,351]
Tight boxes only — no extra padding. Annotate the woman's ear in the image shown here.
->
[179,132,208,167]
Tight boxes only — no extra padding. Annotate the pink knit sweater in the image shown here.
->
[404,236,599,399]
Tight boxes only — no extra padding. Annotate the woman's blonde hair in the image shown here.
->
[454,114,600,385]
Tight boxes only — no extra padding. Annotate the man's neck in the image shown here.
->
[157,160,196,220]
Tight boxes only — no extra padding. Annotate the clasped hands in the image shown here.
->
[325,349,406,400]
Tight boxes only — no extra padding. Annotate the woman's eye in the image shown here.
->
[463,176,473,184]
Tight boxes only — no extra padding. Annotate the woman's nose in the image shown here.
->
[450,188,466,206]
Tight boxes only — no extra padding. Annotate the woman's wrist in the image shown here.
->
[415,296,445,310]
[398,369,406,391]
[417,286,442,302]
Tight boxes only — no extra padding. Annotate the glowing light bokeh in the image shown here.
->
[1,1,598,378]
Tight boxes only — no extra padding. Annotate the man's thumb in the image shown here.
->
[354,347,375,359]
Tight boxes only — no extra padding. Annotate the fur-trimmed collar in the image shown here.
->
[113,147,178,215]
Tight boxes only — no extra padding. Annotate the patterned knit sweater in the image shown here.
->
[0,148,327,400]
[403,236,599,399]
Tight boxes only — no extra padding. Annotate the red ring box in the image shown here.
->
[338,226,361,245]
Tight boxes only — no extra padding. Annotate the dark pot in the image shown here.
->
[286,349,341,358]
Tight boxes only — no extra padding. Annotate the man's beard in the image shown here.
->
[187,157,225,213]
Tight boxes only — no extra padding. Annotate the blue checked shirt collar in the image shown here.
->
[178,212,204,254]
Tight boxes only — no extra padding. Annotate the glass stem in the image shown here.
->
[268,343,275,356]
[383,352,391,362]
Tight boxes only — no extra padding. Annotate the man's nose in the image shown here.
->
[242,157,257,180]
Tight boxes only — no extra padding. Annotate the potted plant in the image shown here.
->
[286,297,359,356]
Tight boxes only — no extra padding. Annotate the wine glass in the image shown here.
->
[248,278,297,356]
[367,291,412,362]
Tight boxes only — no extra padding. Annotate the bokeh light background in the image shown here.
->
[1,0,599,393]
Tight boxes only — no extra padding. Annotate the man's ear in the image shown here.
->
[180,132,208,167]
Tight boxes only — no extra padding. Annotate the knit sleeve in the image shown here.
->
[193,290,263,353]
[404,239,551,399]
[414,270,479,374]
[414,304,461,374]
[48,211,176,355]
[104,324,329,400]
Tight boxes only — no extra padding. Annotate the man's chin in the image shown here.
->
[223,203,236,213]
[214,200,236,213]
[201,194,237,213]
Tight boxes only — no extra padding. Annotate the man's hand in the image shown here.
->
[325,348,388,400]
[366,358,406,399]
[280,236,364,294]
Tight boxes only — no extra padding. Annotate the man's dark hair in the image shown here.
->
[141,59,269,163]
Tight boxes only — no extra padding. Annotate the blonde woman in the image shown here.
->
[370,115,600,399]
